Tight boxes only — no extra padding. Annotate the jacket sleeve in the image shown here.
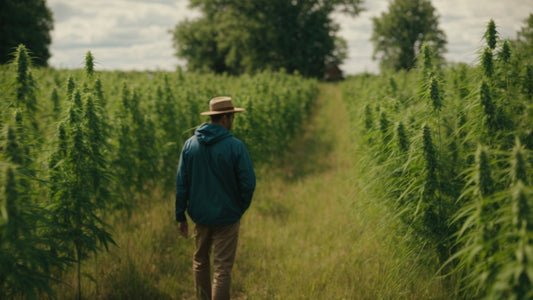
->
[236,144,256,212]
[175,147,189,222]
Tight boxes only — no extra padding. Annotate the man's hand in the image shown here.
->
[178,222,189,238]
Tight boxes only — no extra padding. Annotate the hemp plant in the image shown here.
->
[485,19,498,51]
[379,111,391,145]
[524,65,533,101]
[153,76,182,190]
[112,85,158,202]
[481,47,494,79]
[424,73,443,112]
[396,121,409,153]
[452,145,500,296]
[67,76,75,99]
[483,138,533,299]
[481,20,498,79]
[419,43,436,83]
[14,45,36,114]
[420,125,446,256]
[51,87,60,115]
[84,95,110,208]
[364,104,374,130]
[480,80,497,134]
[11,45,40,136]
[1,123,63,299]
[111,83,136,206]
[48,88,115,300]
[85,51,94,77]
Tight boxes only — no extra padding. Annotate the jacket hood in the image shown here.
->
[195,123,233,145]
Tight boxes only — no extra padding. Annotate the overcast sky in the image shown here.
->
[48,0,532,75]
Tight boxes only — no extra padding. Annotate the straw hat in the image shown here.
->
[200,97,245,115]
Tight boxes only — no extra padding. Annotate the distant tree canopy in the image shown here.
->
[370,0,446,71]
[515,13,533,62]
[0,0,54,67]
[171,0,363,78]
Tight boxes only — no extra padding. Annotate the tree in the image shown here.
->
[515,13,533,62]
[370,0,446,71]
[171,0,363,78]
[0,0,54,66]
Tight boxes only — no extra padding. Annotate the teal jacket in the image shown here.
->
[175,123,256,226]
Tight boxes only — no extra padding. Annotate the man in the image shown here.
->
[175,96,256,300]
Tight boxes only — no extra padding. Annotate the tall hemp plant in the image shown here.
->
[416,44,459,263]
[153,75,184,191]
[112,84,158,206]
[446,20,533,299]
[0,45,64,299]
[341,18,533,299]
[47,53,115,300]
[0,126,61,299]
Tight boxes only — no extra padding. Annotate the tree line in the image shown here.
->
[7,0,532,76]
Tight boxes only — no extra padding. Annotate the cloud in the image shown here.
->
[50,1,85,22]
[48,0,198,70]
[47,0,532,74]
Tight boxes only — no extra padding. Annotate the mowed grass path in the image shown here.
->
[232,83,449,299]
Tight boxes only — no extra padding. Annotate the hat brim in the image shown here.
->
[200,107,245,115]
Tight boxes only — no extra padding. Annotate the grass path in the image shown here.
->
[233,83,449,299]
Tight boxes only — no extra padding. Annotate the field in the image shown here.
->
[28,82,450,299]
[341,33,533,298]
[1,21,533,299]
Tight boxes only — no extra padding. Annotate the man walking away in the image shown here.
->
[175,96,256,300]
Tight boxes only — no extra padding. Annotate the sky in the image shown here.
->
[47,0,532,75]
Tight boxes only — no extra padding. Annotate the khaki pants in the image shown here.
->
[193,222,240,300]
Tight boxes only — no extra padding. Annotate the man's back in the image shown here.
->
[175,123,255,226]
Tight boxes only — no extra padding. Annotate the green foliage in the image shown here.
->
[5,125,23,165]
[371,0,447,71]
[379,111,390,144]
[524,65,533,100]
[342,19,533,299]
[0,168,57,299]
[67,76,75,97]
[85,51,95,77]
[515,14,533,62]
[14,45,38,116]
[422,125,437,198]
[51,87,60,114]
[480,80,497,132]
[485,19,498,51]
[498,40,512,64]
[171,0,362,77]
[396,122,409,152]
[48,85,116,299]
[420,72,443,111]
[419,43,437,80]
[0,49,318,297]
[1,119,64,299]
[0,0,54,66]
[475,146,494,198]
[364,104,373,130]
[482,47,494,78]
[112,85,159,201]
